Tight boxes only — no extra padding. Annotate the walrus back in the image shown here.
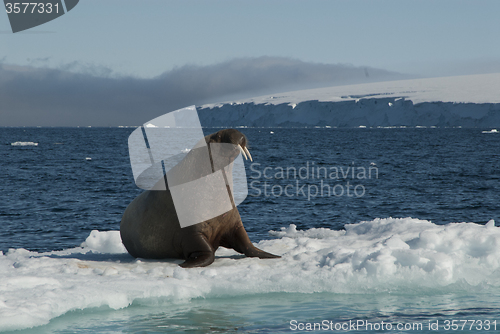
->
[120,190,183,259]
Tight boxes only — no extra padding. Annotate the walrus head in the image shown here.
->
[203,129,252,175]
[205,129,252,163]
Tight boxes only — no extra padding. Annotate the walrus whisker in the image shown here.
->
[238,144,248,160]
[243,146,252,162]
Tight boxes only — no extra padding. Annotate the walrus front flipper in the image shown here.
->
[231,225,281,259]
[180,233,215,268]
[180,251,215,268]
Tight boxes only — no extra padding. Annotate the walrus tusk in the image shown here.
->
[243,146,252,162]
[238,144,248,160]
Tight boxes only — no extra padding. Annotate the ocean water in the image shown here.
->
[1,127,500,333]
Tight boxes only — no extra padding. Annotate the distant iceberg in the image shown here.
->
[11,141,38,146]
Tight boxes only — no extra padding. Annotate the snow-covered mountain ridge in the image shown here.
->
[198,73,500,127]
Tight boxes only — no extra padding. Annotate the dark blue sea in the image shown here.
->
[1,127,500,333]
[1,127,498,252]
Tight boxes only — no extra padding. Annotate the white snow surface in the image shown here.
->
[199,73,500,127]
[1,218,500,331]
[205,73,500,107]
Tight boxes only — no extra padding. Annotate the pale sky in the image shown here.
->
[2,0,500,126]
[2,0,500,78]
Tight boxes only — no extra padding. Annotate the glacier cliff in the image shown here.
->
[198,73,500,128]
[198,98,500,128]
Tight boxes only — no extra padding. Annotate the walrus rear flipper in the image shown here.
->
[244,245,281,259]
[232,225,281,259]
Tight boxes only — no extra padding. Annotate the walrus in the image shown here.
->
[120,129,280,268]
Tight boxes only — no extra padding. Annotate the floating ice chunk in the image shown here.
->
[11,141,38,146]
[80,230,127,254]
[269,224,345,239]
